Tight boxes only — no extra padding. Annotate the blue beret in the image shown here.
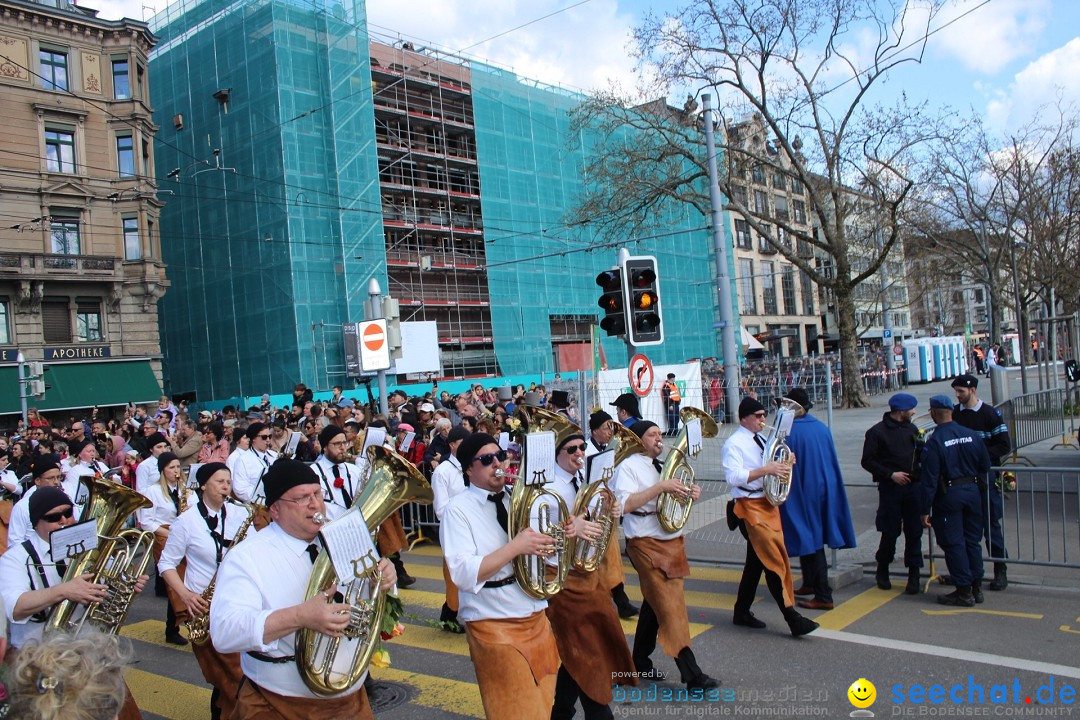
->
[929,395,954,410]
[888,393,917,411]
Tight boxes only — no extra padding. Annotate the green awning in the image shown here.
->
[0,360,161,415]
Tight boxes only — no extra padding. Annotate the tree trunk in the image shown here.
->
[834,282,869,408]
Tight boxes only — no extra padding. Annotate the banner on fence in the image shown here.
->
[598,361,703,426]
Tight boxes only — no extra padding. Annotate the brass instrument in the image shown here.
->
[296,445,432,696]
[177,469,190,516]
[507,406,574,598]
[606,423,648,476]
[657,407,719,533]
[187,499,256,646]
[46,476,155,636]
[760,398,806,506]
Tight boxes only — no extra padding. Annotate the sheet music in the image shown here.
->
[685,420,703,456]
[398,431,415,453]
[284,431,302,457]
[186,464,203,490]
[587,449,616,484]
[318,508,378,582]
[498,432,510,450]
[362,427,386,455]
[50,520,98,561]
[777,409,795,434]
[523,431,556,486]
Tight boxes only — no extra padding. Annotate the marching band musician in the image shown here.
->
[135,432,171,494]
[430,424,471,633]
[442,433,569,720]
[63,439,111,490]
[159,462,246,720]
[7,454,65,549]
[721,397,818,637]
[543,429,635,720]
[310,426,364,520]
[611,421,718,690]
[138,452,198,646]
[231,423,278,505]
[210,459,396,719]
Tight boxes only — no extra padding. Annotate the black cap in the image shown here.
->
[781,387,813,412]
[31,453,62,479]
[157,452,179,473]
[589,410,613,432]
[630,420,658,438]
[557,432,586,452]
[739,397,766,419]
[667,373,676,379]
[951,374,978,389]
[610,393,640,416]
[264,459,319,508]
[318,425,346,449]
[548,390,569,409]
[448,425,471,445]
[146,432,169,450]
[195,462,229,487]
[30,487,73,526]
[456,432,499,483]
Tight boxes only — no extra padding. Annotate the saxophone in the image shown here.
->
[187,499,256,645]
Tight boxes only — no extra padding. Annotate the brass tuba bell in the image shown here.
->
[760,398,805,506]
[656,407,719,533]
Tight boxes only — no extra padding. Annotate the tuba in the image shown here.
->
[296,445,432,696]
[187,499,256,646]
[657,407,719,533]
[506,406,574,598]
[47,477,155,636]
[760,398,805,506]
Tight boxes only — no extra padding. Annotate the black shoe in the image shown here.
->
[687,674,719,690]
[165,631,189,646]
[786,613,819,637]
[637,666,667,682]
[875,562,891,590]
[971,580,985,604]
[938,574,955,586]
[617,600,640,619]
[988,563,1008,591]
[937,588,975,607]
[732,612,766,629]
[396,571,416,588]
[905,568,921,595]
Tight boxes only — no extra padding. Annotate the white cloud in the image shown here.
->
[986,37,1080,131]
[927,0,1050,75]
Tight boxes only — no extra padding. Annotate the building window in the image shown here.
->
[136,63,145,99]
[45,128,76,173]
[117,135,135,177]
[0,300,9,345]
[731,185,748,207]
[147,219,155,257]
[42,299,71,343]
[751,165,766,184]
[753,189,768,216]
[774,195,789,221]
[781,265,797,315]
[758,224,773,253]
[791,179,804,196]
[76,299,103,342]
[738,258,756,315]
[50,216,80,255]
[40,49,68,91]
[735,219,753,249]
[892,312,909,328]
[112,57,130,99]
[800,270,815,316]
[793,200,807,224]
[773,170,786,190]
[762,261,777,314]
[123,217,140,259]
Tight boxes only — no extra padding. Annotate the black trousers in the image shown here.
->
[799,549,832,603]
[875,482,924,569]
[551,666,613,720]
[734,520,788,615]
[631,600,659,669]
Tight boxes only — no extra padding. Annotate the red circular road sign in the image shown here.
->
[893,344,904,356]
[363,323,385,352]
[629,353,654,398]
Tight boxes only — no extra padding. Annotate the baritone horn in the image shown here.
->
[656,407,719,533]
[47,477,155,636]
[760,397,806,506]
[296,445,432,696]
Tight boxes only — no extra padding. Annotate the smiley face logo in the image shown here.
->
[848,678,876,709]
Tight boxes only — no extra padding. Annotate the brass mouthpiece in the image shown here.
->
[312,512,328,526]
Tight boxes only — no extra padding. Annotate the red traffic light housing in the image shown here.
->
[621,255,663,346]
[596,269,626,337]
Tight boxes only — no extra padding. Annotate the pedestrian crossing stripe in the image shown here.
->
[125,667,210,720]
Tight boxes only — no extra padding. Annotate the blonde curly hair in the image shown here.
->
[8,631,130,720]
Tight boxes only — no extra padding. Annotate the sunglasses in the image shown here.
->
[257,434,271,440]
[472,450,508,466]
[562,443,587,454]
[41,507,74,523]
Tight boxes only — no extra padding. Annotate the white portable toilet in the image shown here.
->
[903,339,930,383]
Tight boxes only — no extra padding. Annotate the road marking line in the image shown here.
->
[375,667,484,718]
[814,586,902,630]
[814,629,1080,680]
[922,609,1043,619]
[125,667,210,720]
[121,620,193,653]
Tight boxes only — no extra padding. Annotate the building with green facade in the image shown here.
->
[149,0,730,401]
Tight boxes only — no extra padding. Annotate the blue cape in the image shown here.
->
[778,414,857,556]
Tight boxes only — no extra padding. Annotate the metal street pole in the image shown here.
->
[367,278,389,416]
[701,94,741,420]
[16,351,27,425]
[878,228,896,389]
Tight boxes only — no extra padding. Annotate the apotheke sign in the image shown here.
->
[44,346,111,361]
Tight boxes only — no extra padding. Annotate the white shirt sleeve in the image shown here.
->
[158,511,190,575]
[442,501,485,594]
[721,430,754,489]
[209,542,278,655]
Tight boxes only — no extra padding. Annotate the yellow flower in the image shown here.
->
[370,649,391,668]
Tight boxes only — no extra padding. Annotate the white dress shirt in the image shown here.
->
[210,521,369,699]
[310,456,364,521]
[231,448,277,503]
[721,426,766,499]
[430,455,464,521]
[159,502,252,593]
[138,482,197,533]
[225,447,244,476]
[7,486,36,548]
[0,469,22,496]
[0,531,65,649]
[135,456,160,495]
[611,453,680,541]
[442,484,547,623]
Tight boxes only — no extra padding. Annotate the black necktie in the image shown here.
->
[754,434,766,451]
[487,492,509,534]
[571,472,581,493]
[334,464,352,509]
[652,458,663,473]
[306,543,320,564]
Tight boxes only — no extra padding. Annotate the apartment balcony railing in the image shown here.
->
[0,252,123,279]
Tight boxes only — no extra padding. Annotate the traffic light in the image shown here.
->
[24,362,47,399]
[595,268,625,337]
[622,255,664,346]
[381,296,403,361]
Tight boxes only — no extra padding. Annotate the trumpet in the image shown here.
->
[187,499,256,646]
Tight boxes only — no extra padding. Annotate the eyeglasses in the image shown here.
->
[40,507,74,523]
[562,443,587,454]
[753,412,767,418]
[276,489,323,507]
[472,450,508,466]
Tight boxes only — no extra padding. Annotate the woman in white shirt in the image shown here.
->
[160,462,248,720]
[138,452,195,646]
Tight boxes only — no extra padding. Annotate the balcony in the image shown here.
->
[0,252,124,280]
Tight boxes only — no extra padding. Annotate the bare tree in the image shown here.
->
[570,0,946,407]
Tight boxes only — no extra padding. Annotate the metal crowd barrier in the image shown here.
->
[997,389,1070,463]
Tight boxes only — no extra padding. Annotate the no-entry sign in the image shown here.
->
[358,319,391,371]
[629,353,654,398]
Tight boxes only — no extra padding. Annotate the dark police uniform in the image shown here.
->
[953,400,1010,566]
[861,412,924,573]
[919,421,990,601]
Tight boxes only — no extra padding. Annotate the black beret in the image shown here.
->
[448,425,471,444]
[557,432,586,452]
[195,462,229,486]
[157,452,179,472]
[739,397,766,419]
[146,432,169,449]
[264,459,319,508]
[30,487,73,526]
[589,410,613,432]
[781,387,813,412]
[232,426,247,444]
[31,453,62,479]
[456,433,499,480]
[245,422,267,441]
[630,420,658,438]
[318,425,346,449]
[68,439,93,458]
[951,374,978,389]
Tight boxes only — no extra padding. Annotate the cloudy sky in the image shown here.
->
[94,0,1079,133]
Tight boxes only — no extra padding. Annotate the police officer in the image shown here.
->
[861,393,924,594]
[919,395,990,607]
[951,374,1011,591]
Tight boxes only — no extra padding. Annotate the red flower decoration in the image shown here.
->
[333,477,345,489]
